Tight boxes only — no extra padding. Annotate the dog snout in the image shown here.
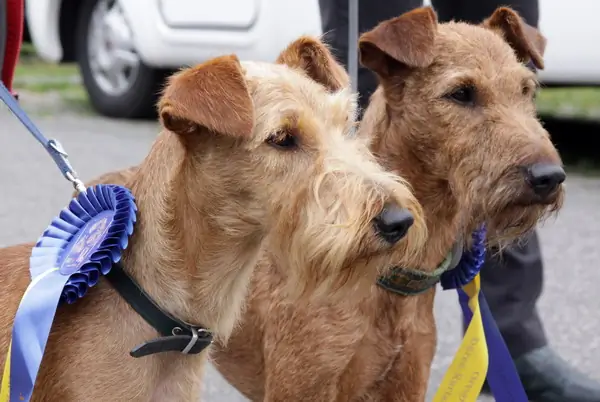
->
[373,204,414,245]
[524,163,566,200]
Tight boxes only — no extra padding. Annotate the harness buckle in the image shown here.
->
[181,327,212,354]
[181,327,199,354]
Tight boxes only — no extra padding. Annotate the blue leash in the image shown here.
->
[0,81,85,192]
[0,76,138,401]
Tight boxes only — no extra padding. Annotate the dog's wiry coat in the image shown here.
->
[0,49,426,401]
[207,8,562,402]
[77,9,564,399]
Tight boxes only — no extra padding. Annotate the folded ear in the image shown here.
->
[276,36,350,92]
[158,55,254,138]
[359,7,438,77]
[482,7,546,69]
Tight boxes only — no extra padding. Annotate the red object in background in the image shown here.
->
[2,0,24,96]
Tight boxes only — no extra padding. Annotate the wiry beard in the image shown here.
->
[454,172,564,253]
[478,189,563,252]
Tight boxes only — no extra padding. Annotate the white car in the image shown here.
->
[25,0,600,118]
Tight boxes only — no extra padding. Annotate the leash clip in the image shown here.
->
[65,172,86,194]
[47,139,86,194]
[0,81,86,194]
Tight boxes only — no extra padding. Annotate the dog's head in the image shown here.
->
[270,37,428,299]
[157,39,426,299]
[267,37,426,299]
[358,7,563,245]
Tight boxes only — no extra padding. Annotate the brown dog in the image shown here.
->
[81,10,564,399]
[0,51,426,401]
[206,7,563,402]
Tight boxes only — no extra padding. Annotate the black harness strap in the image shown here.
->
[105,262,213,358]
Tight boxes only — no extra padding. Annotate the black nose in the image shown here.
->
[525,163,566,198]
[373,205,414,245]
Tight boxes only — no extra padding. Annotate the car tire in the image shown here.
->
[75,0,170,119]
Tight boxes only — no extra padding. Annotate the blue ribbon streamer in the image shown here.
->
[441,226,529,402]
[9,270,70,401]
[5,184,136,401]
[458,289,529,402]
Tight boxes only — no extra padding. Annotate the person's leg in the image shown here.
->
[433,1,600,400]
[2,0,23,97]
[318,0,421,113]
[478,232,547,358]
[0,0,7,83]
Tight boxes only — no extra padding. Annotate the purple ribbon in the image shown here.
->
[442,226,528,401]
[458,288,529,401]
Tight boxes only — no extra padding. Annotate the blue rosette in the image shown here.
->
[29,184,137,304]
[440,225,486,290]
[3,184,137,402]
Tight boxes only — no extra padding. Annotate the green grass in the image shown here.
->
[536,89,600,174]
[14,61,80,91]
[13,45,600,117]
[16,44,79,80]
[15,43,80,88]
[15,61,79,80]
[537,88,600,119]
[13,48,90,111]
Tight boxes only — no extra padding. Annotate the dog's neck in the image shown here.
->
[362,90,463,271]
[121,131,263,341]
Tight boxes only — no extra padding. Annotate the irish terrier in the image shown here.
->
[0,51,426,401]
[206,6,562,402]
[82,10,564,399]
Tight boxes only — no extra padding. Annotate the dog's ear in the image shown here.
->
[276,36,350,92]
[359,7,438,77]
[158,55,254,138]
[483,7,546,69]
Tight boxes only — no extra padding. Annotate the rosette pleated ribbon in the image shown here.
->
[0,184,137,402]
[432,226,529,402]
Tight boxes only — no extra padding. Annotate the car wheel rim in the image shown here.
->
[87,0,141,97]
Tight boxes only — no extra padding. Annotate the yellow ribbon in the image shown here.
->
[433,273,488,402]
[0,342,11,402]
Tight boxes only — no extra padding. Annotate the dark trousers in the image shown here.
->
[319,0,547,358]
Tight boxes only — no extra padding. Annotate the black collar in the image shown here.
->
[377,238,464,296]
[105,262,213,358]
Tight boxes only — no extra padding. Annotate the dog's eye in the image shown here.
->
[266,129,298,150]
[446,86,476,106]
[523,85,538,100]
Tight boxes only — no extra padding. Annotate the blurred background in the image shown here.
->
[3,0,600,400]
[17,0,600,163]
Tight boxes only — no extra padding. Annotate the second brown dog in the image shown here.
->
[210,6,564,402]
[0,46,425,400]
[86,8,564,400]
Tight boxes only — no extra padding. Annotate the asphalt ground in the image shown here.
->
[1,106,599,401]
